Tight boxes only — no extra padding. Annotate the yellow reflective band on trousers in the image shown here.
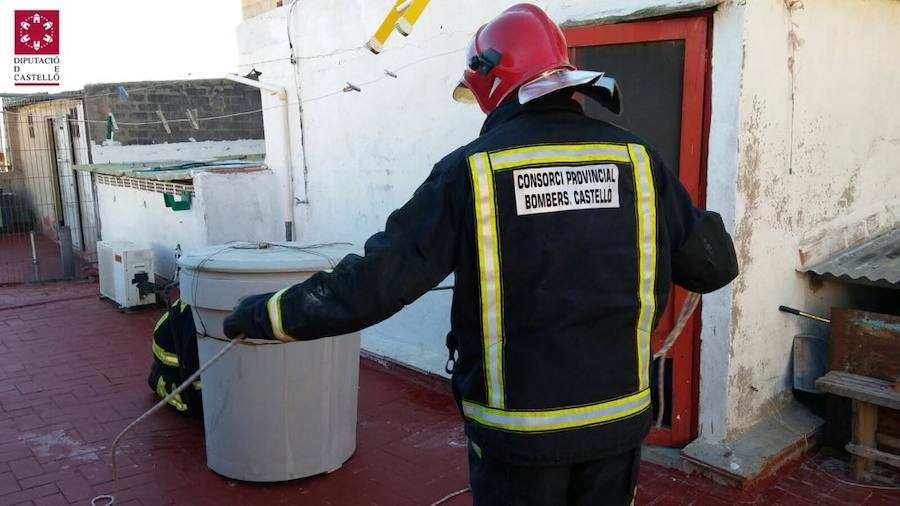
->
[469,152,505,409]
[628,144,658,391]
[463,389,651,432]
[156,376,188,412]
[267,287,295,342]
[489,143,631,171]
[152,339,179,367]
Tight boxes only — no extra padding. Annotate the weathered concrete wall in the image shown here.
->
[696,1,744,443]
[82,79,264,147]
[723,0,900,439]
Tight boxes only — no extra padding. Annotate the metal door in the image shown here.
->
[51,115,84,252]
[565,14,712,447]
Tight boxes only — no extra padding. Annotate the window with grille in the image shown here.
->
[27,114,35,138]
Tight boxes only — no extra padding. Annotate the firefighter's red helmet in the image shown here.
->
[453,4,573,113]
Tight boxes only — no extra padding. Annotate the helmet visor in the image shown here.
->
[452,81,477,104]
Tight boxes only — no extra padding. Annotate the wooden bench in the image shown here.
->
[817,370,900,480]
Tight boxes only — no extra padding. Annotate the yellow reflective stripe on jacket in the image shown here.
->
[153,299,188,333]
[628,144,658,391]
[154,311,170,333]
[469,152,505,409]
[463,389,651,432]
[489,143,631,171]
[266,288,295,342]
[156,376,188,412]
[152,339,179,367]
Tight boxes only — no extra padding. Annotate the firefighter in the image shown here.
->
[224,4,738,504]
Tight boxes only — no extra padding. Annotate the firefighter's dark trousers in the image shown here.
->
[468,443,640,506]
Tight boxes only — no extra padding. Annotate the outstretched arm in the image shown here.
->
[224,162,463,341]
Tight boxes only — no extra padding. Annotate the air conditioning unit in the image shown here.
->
[98,241,156,308]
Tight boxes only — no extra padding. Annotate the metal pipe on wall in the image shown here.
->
[224,74,295,241]
[29,231,40,282]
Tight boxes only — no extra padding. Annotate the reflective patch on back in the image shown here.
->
[512,164,620,216]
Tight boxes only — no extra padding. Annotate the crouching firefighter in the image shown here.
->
[223,4,738,505]
[148,299,203,418]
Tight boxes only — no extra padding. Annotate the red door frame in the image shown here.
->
[565,14,712,447]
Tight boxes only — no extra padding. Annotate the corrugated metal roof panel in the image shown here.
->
[800,227,900,288]
[1,91,83,108]
[73,158,266,182]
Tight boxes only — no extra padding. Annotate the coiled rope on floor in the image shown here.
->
[90,338,245,506]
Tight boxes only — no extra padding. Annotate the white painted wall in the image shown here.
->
[235,0,900,443]
[697,1,744,443]
[90,139,265,164]
[97,169,280,278]
[97,183,204,279]
[193,169,282,245]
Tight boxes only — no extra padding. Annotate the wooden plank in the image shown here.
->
[846,443,900,470]
[876,433,900,451]
[816,371,900,410]
[830,308,900,381]
[851,400,879,480]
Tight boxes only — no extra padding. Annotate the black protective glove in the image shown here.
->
[223,293,277,340]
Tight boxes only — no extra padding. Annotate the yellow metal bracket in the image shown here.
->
[366,0,432,54]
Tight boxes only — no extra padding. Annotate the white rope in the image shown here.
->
[90,338,244,506]
[652,291,701,428]
[428,487,470,506]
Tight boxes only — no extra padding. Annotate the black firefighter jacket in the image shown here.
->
[233,91,739,465]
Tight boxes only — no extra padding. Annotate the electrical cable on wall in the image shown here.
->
[0,45,466,129]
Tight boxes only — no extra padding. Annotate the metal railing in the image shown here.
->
[1,110,99,284]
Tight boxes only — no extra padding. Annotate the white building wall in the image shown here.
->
[97,183,205,279]
[97,170,280,278]
[236,0,900,442]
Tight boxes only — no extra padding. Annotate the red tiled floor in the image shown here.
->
[1,281,898,505]
[0,231,90,285]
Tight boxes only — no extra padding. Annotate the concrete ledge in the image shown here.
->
[681,401,823,487]
[642,444,685,471]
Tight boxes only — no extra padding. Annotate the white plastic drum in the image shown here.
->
[178,241,361,482]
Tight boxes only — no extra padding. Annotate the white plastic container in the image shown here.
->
[178,241,361,482]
